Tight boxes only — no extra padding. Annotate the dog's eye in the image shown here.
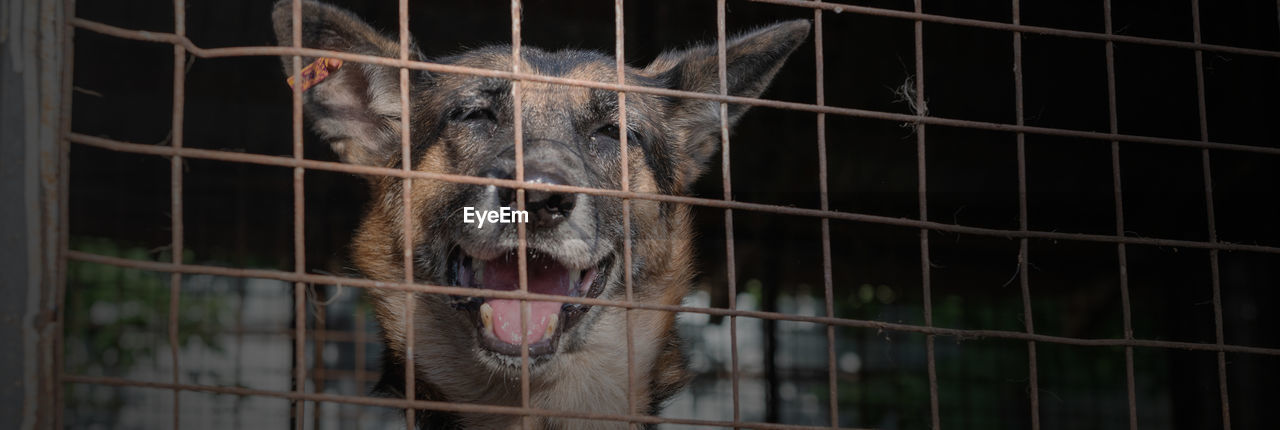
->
[593,124,621,141]
[454,108,496,123]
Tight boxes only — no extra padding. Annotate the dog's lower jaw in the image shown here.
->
[445,304,670,430]
[539,307,670,429]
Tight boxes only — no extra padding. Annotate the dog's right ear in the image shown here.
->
[272,0,427,167]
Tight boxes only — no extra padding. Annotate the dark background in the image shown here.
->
[64,0,1279,429]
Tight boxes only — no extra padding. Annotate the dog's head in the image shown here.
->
[273,1,806,370]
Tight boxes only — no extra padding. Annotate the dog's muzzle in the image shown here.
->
[447,162,615,358]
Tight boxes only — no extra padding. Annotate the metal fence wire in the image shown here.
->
[49,0,1280,429]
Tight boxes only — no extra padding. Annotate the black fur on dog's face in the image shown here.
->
[273,0,808,374]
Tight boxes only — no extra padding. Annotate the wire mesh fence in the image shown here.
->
[47,0,1280,429]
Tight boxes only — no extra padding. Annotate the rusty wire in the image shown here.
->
[61,374,877,430]
[395,0,418,428]
[507,2,533,429]
[53,0,78,426]
[614,0,639,427]
[812,1,839,427]
[908,1,942,429]
[70,131,1280,256]
[713,0,744,426]
[288,0,308,428]
[54,0,1280,428]
[67,249,1280,357]
[750,0,1280,59]
[167,0,187,427]
[1188,1,1233,428]
[354,305,368,427]
[65,17,1280,158]
[1101,1,1140,428]
[310,294,327,427]
[1011,1,1042,428]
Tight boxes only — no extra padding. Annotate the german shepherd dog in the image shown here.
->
[272,1,807,428]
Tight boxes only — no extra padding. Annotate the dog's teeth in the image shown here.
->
[577,269,594,295]
[472,259,485,286]
[570,270,582,287]
[480,302,493,331]
[545,313,558,338]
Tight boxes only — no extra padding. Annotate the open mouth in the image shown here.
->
[448,247,612,357]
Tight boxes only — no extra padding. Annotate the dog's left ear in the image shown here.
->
[643,20,810,186]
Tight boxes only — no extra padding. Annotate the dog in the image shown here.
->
[272,1,807,428]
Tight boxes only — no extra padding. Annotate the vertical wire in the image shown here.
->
[396,0,416,428]
[1102,1,1139,428]
[289,1,307,428]
[311,291,326,426]
[509,1,531,428]
[1188,1,1231,428]
[54,0,78,428]
[714,0,741,427]
[169,0,187,428]
[614,0,638,427]
[232,282,245,429]
[1011,1,1041,428]
[812,1,839,427]
[912,0,940,428]
[353,305,368,427]
[354,306,367,430]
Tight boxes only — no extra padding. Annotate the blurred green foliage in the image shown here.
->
[63,237,230,413]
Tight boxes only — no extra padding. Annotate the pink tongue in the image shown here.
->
[481,251,573,345]
[487,299,561,344]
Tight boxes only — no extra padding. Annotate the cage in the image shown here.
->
[5,0,1280,429]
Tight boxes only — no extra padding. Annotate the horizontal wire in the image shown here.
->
[61,374,876,430]
[68,17,1280,157]
[749,0,1280,60]
[66,250,1280,357]
[69,132,1280,256]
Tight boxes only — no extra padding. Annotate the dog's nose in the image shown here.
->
[481,167,576,229]
[523,170,576,229]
